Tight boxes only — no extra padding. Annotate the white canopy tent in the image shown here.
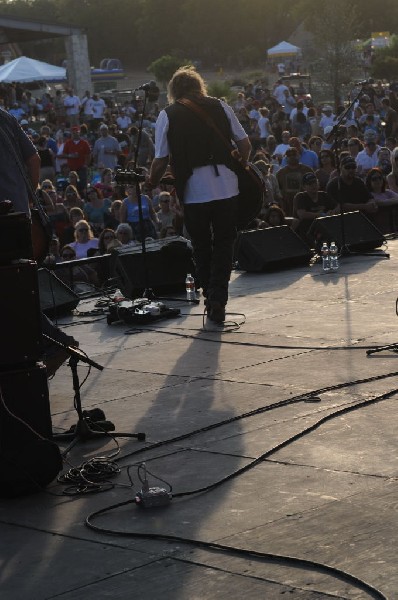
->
[267,41,301,58]
[0,56,66,83]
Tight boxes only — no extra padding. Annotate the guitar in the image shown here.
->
[234,161,265,230]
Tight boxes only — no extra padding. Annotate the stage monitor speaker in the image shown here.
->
[0,212,32,264]
[113,240,195,298]
[38,268,80,317]
[0,364,62,497]
[309,211,385,252]
[235,226,312,272]
[0,261,42,366]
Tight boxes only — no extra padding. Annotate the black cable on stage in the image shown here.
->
[83,387,396,599]
[116,366,398,464]
[173,385,398,498]
[125,324,394,351]
[85,500,387,600]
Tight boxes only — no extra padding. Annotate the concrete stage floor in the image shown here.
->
[1,240,398,600]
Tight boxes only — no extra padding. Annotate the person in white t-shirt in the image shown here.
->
[91,94,107,130]
[69,219,99,258]
[63,89,81,126]
[273,80,289,106]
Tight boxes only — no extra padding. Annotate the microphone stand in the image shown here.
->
[132,85,155,299]
[326,84,388,259]
[48,335,145,456]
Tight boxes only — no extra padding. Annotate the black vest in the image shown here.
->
[165,96,237,202]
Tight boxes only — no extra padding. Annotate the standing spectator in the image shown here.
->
[63,89,81,126]
[61,126,91,193]
[319,105,336,134]
[80,90,94,127]
[120,183,159,241]
[92,124,120,169]
[91,94,107,130]
[273,79,289,106]
[116,108,132,132]
[129,125,155,167]
[36,136,55,183]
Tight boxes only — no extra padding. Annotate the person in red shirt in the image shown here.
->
[61,126,91,194]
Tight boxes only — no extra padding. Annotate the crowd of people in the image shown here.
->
[3,75,398,292]
[227,77,398,244]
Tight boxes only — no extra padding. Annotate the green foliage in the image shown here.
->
[148,55,191,87]
[0,0,397,71]
[372,56,398,80]
[206,80,232,101]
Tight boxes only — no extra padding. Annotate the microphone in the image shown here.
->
[136,83,151,91]
[356,78,374,86]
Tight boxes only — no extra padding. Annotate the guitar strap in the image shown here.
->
[177,98,262,189]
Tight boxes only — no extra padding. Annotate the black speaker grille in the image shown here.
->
[236,226,312,272]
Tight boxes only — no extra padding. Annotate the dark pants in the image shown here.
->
[183,196,238,306]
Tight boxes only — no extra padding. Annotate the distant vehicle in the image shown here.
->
[281,73,312,97]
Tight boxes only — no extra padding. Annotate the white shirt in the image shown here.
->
[92,98,106,119]
[155,100,248,204]
[273,84,289,106]
[64,95,81,116]
[355,146,380,174]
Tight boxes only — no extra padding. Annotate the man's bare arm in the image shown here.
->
[148,156,169,187]
[26,153,40,190]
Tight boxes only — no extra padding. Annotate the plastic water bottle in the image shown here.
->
[185,273,196,301]
[330,241,339,271]
[321,242,331,272]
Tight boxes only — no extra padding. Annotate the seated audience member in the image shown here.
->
[105,198,122,230]
[347,137,363,159]
[58,244,99,291]
[277,146,313,216]
[115,222,136,247]
[326,155,377,216]
[69,219,99,258]
[386,146,398,193]
[263,204,286,227]
[355,130,380,178]
[159,225,178,238]
[84,187,110,234]
[308,136,323,156]
[60,207,85,246]
[93,167,114,199]
[294,172,337,243]
[315,149,336,191]
[97,228,117,255]
[281,137,319,169]
[156,191,175,231]
[365,167,398,206]
[63,184,84,210]
[253,160,282,211]
[376,147,392,176]
[68,170,80,189]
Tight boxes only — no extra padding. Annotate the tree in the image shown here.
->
[303,0,360,108]
[148,55,190,88]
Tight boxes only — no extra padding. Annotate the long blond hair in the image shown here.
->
[167,66,207,103]
[74,219,94,240]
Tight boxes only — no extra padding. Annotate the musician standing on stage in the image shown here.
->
[0,107,40,214]
[148,66,251,323]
